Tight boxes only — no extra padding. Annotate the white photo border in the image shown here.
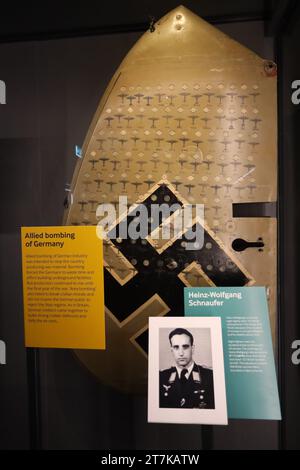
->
[148,316,228,425]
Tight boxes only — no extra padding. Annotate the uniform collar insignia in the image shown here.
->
[192,370,201,382]
[169,371,177,383]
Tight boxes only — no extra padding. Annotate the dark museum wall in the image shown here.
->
[0,17,283,450]
[0,0,277,42]
[277,14,300,449]
[0,31,140,450]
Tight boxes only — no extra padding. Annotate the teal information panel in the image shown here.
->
[184,287,281,420]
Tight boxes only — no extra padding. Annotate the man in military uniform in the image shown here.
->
[159,328,215,409]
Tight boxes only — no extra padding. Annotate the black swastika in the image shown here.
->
[104,184,251,353]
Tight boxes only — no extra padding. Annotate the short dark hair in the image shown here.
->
[169,328,194,346]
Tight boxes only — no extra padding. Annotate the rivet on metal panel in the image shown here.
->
[264,60,277,77]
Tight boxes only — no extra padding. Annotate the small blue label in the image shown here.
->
[75,146,82,158]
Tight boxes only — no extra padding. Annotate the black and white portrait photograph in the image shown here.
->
[148,317,228,425]
[159,327,215,410]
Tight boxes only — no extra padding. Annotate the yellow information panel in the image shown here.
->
[21,226,105,349]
